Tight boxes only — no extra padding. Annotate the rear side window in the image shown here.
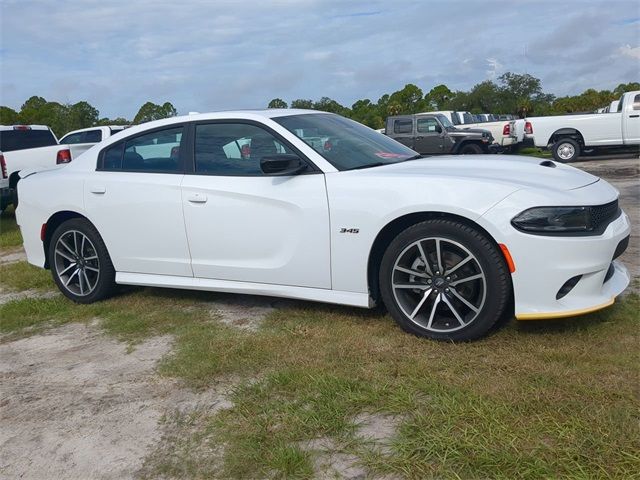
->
[0,129,57,152]
[98,126,183,172]
[83,130,102,143]
[393,119,413,134]
[60,132,84,144]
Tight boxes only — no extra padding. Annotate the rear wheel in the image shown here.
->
[459,143,483,154]
[379,219,511,341]
[49,218,116,303]
[552,138,580,163]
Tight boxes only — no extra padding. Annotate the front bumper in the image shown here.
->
[481,185,632,320]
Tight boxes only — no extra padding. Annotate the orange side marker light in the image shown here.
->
[498,243,516,273]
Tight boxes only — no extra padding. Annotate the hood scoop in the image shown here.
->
[539,160,556,168]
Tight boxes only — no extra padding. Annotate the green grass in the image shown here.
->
[1,264,638,478]
[0,261,54,291]
[0,207,22,249]
[515,147,552,158]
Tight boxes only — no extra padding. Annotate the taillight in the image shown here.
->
[13,125,31,131]
[502,124,511,136]
[0,154,6,179]
[56,149,72,164]
[524,121,533,135]
[40,224,47,241]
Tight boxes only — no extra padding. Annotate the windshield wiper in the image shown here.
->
[404,154,425,161]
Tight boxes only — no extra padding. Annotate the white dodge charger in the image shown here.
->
[16,110,631,341]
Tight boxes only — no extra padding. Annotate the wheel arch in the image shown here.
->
[548,128,584,147]
[452,139,484,154]
[9,171,20,189]
[43,211,92,269]
[367,211,513,308]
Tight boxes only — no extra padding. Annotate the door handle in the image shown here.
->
[415,136,423,140]
[89,186,106,194]
[187,193,207,203]
[630,114,639,118]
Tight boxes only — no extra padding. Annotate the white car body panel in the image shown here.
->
[181,173,331,288]
[16,110,631,321]
[525,91,640,148]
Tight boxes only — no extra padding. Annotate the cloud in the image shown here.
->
[619,44,640,59]
[0,0,638,119]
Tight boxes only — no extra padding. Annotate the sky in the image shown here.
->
[1,0,639,119]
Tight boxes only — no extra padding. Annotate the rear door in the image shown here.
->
[181,121,331,288]
[622,93,640,145]
[390,117,414,148]
[85,125,192,276]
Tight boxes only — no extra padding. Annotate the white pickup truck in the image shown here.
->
[0,125,74,210]
[424,110,518,150]
[59,125,127,157]
[524,90,640,162]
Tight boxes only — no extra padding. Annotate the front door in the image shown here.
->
[181,121,331,288]
[414,117,444,154]
[622,93,640,145]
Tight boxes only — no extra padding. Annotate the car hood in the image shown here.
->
[358,155,599,191]
[448,128,486,136]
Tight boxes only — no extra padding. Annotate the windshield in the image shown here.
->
[435,114,454,128]
[274,113,418,170]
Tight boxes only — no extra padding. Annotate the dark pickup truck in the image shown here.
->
[385,113,496,155]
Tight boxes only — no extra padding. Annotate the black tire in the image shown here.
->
[551,138,580,163]
[459,143,483,155]
[49,218,116,303]
[379,219,511,341]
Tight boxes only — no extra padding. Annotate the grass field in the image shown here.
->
[1,209,638,479]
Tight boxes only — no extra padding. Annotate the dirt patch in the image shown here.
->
[0,287,58,305]
[0,247,26,265]
[297,413,403,479]
[0,322,233,480]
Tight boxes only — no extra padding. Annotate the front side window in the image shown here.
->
[393,119,413,134]
[195,123,294,176]
[417,117,441,133]
[99,126,183,172]
[274,113,418,170]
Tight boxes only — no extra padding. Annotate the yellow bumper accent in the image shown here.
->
[515,297,615,320]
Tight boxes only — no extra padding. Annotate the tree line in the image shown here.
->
[270,73,639,129]
[1,73,638,136]
[0,98,177,138]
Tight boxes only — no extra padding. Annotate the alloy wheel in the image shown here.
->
[391,237,486,333]
[54,230,101,296]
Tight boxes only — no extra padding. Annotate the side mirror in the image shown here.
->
[435,125,442,133]
[260,154,308,176]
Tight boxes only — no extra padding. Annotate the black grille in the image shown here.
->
[590,200,620,232]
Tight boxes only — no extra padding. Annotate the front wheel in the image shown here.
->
[459,143,483,155]
[379,219,511,341]
[49,218,116,303]
[551,138,580,163]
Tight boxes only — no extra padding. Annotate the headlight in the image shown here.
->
[511,207,591,233]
